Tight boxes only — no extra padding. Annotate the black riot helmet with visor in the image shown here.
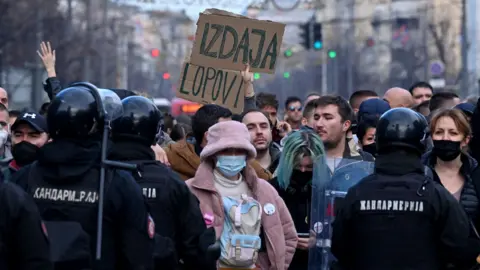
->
[111,96,163,146]
[376,107,428,155]
[47,82,137,260]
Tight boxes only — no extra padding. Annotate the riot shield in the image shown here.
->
[308,157,374,270]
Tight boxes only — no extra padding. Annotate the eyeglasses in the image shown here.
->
[288,106,303,112]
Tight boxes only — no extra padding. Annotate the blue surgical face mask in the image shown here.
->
[216,155,247,177]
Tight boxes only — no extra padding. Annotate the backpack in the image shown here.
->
[219,194,262,268]
[27,164,114,270]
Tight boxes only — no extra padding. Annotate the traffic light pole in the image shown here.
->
[321,51,328,95]
[346,0,355,97]
[308,17,317,94]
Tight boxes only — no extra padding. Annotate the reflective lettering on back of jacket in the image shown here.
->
[33,187,98,203]
[142,188,157,199]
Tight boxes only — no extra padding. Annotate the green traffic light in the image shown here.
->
[314,41,322,50]
[328,50,337,58]
[254,73,261,80]
[284,49,292,57]
[283,72,290,78]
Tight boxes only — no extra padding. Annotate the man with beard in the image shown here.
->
[165,105,272,181]
[312,96,373,172]
[241,109,281,173]
[2,112,49,182]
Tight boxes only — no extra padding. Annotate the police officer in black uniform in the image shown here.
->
[12,85,154,270]
[109,96,217,270]
[0,181,53,270]
[331,107,477,270]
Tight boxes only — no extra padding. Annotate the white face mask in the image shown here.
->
[0,130,8,147]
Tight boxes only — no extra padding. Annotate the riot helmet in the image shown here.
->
[111,96,162,145]
[376,107,427,154]
[48,83,123,140]
[47,85,100,139]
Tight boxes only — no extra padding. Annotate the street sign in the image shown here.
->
[430,61,445,76]
[429,78,446,88]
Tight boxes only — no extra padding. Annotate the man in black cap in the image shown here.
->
[2,111,49,181]
[332,108,479,269]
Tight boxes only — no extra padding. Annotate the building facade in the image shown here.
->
[318,0,462,92]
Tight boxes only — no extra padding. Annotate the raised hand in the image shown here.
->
[241,64,254,98]
[37,41,56,77]
[241,64,253,83]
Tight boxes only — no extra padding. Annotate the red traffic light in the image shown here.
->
[163,73,170,80]
[366,38,375,47]
[151,49,160,57]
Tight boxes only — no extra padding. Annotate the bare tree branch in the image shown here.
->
[428,22,447,65]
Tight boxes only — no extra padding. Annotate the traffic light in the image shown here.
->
[313,23,322,50]
[299,22,322,50]
[366,37,375,47]
[254,73,261,80]
[328,50,337,58]
[151,49,160,58]
[284,49,293,58]
[163,72,170,80]
[299,22,311,50]
[283,72,290,78]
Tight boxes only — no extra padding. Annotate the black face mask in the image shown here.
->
[432,140,461,161]
[291,169,313,186]
[362,143,377,157]
[12,141,40,167]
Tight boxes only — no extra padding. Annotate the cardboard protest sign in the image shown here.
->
[176,62,245,114]
[190,9,285,74]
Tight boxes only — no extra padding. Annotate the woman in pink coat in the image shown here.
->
[186,120,297,270]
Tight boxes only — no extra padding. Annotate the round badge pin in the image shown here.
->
[263,203,276,215]
[313,222,323,233]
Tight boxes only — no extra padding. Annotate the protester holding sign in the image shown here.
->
[177,8,284,114]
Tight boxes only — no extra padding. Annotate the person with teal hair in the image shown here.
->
[270,129,325,270]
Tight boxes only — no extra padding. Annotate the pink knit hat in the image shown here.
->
[200,121,257,161]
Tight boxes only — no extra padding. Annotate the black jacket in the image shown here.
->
[0,182,53,270]
[109,140,217,270]
[422,151,480,269]
[270,173,311,270]
[422,152,480,223]
[332,151,474,270]
[11,139,154,270]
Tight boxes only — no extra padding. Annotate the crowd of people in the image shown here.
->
[1,41,480,270]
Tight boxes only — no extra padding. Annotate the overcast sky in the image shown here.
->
[119,0,248,20]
